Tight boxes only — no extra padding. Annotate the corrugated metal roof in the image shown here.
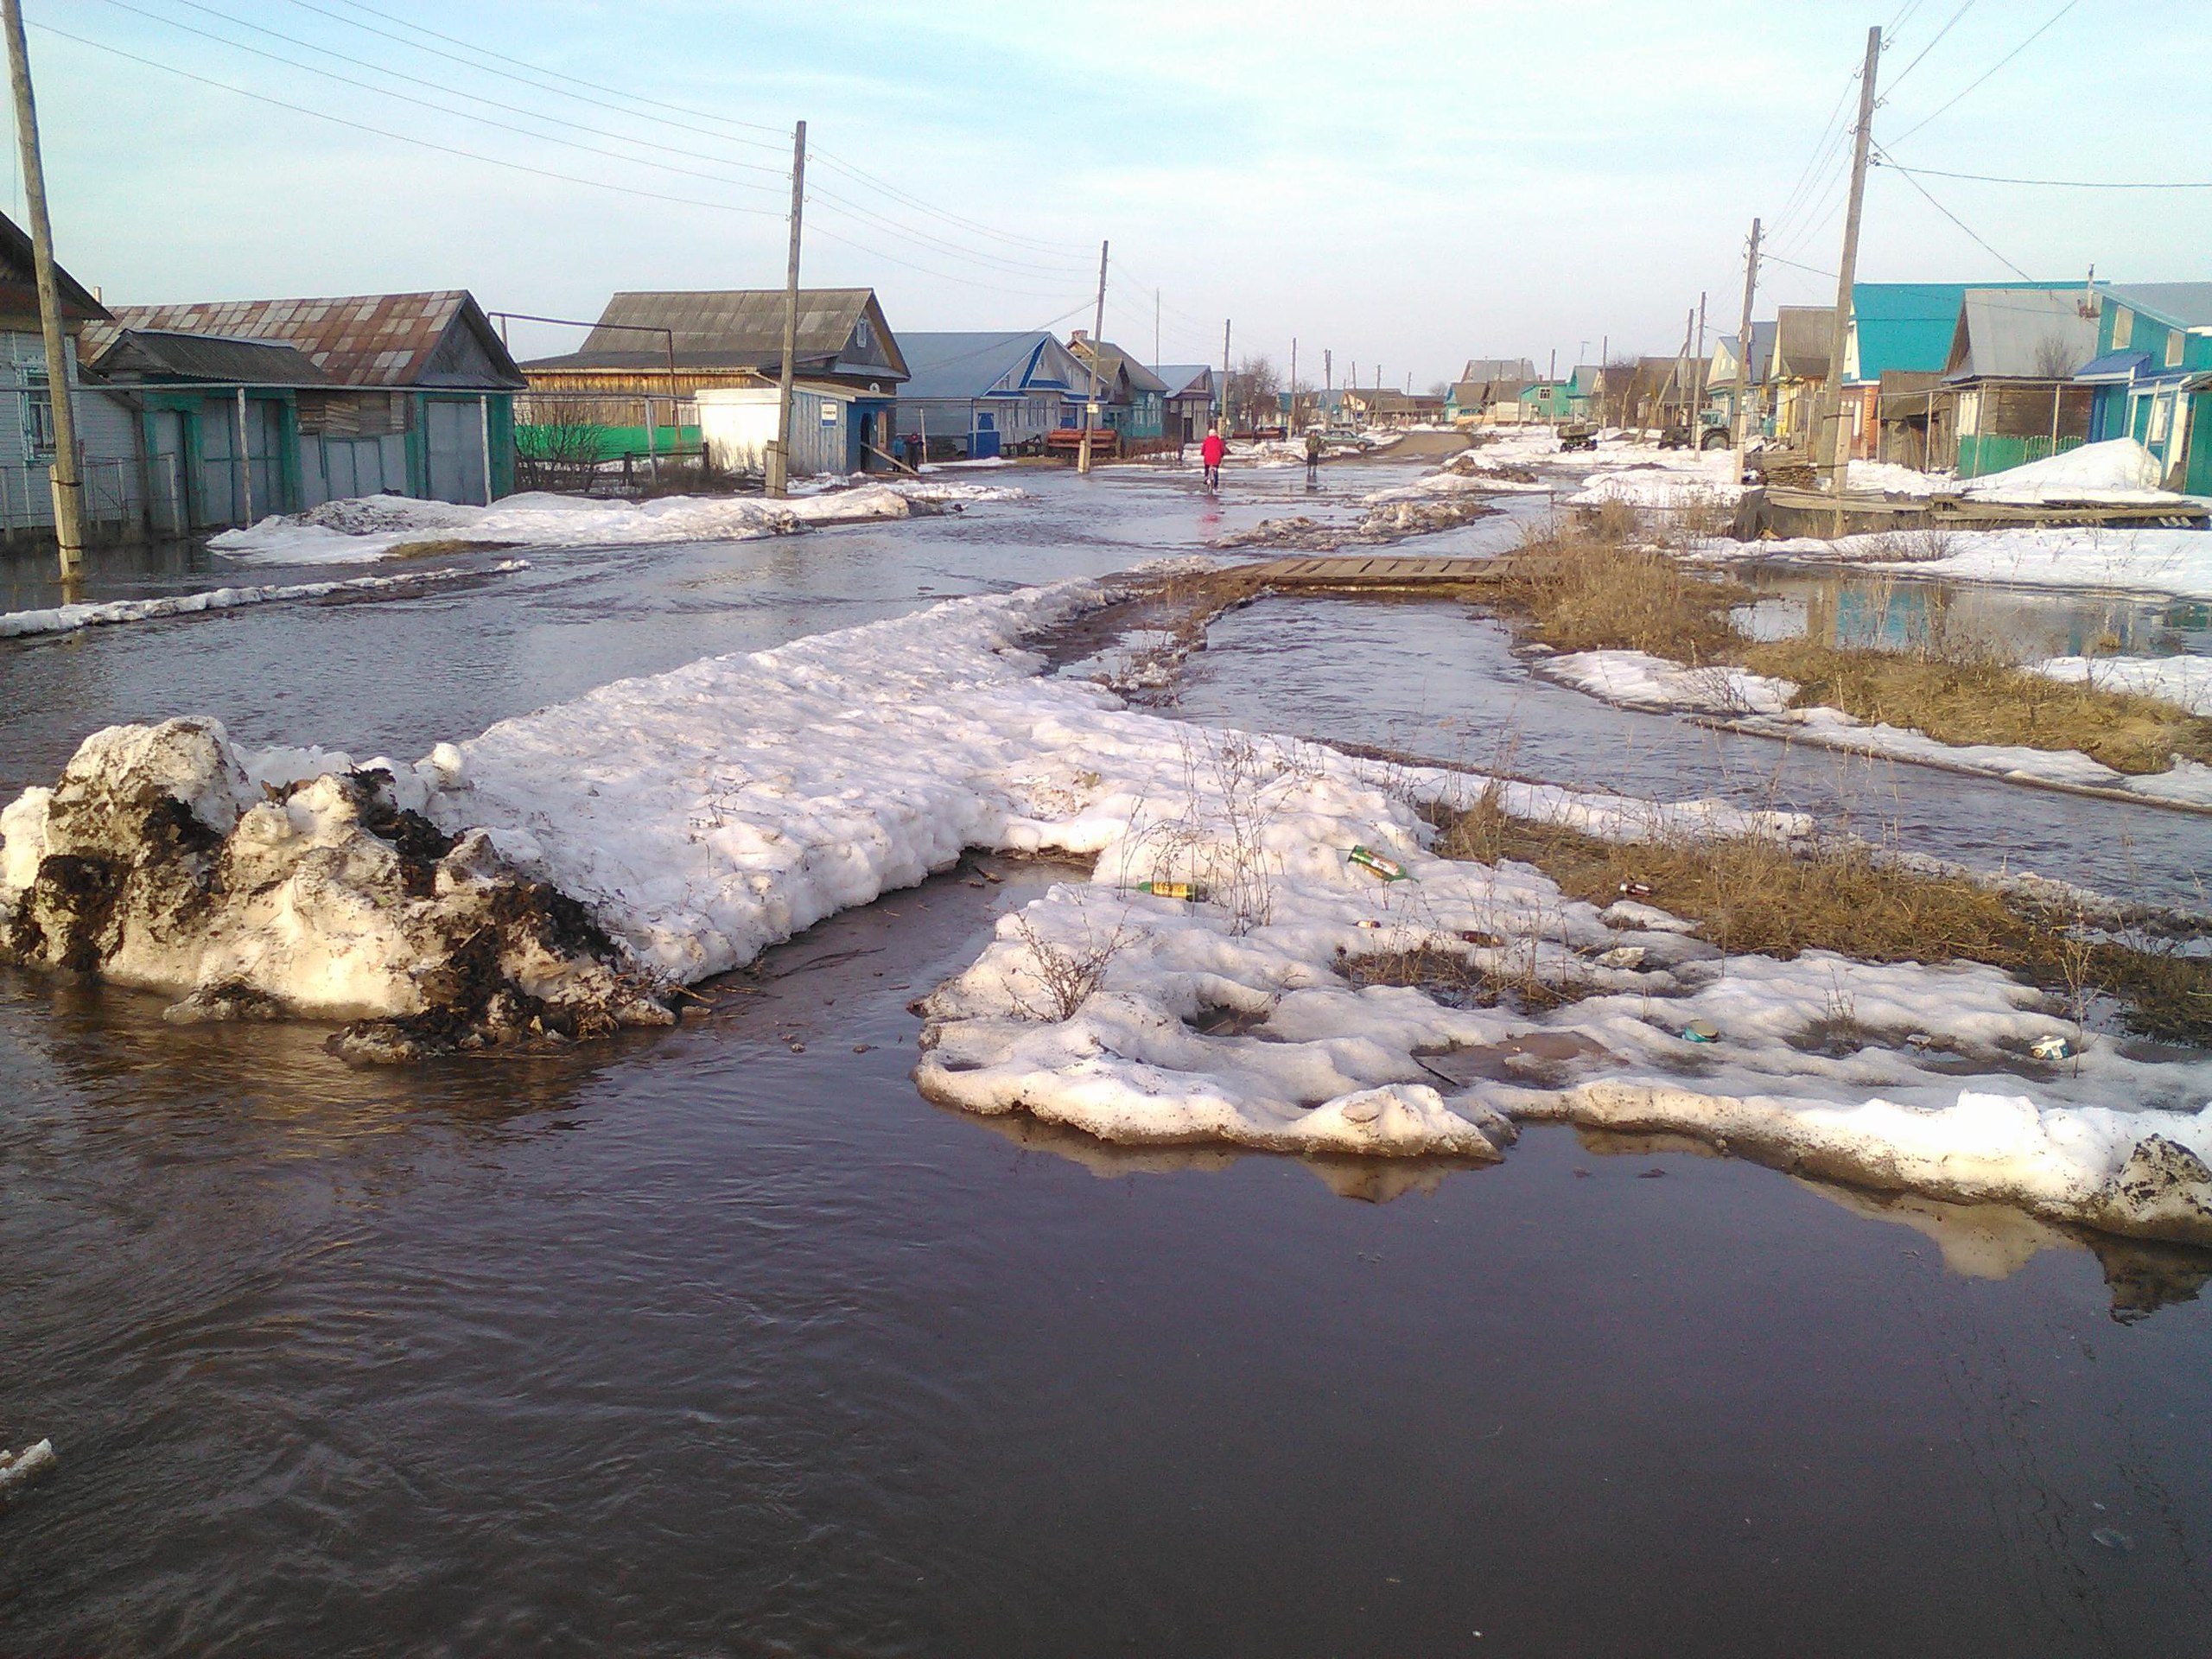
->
[1068,335,1167,395]
[526,289,905,380]
[1459,357,1535,382]
[2076,350,2152,382]
[896,331,1071,401]
[78,291,521,388]
[1945,287,2099,380]
[1852,281,2082,379]
[1775,307,1835,379]
[1156,364,1213,399]
[95,328,330,385]
[2102,283,2212,330]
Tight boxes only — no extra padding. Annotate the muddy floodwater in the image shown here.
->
[5,463,2212,1655]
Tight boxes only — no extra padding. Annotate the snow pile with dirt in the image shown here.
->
[1962,439,2180,505]
[0,562,527,640]
[212,480,1024,564]
[1697,524,2212,604]
[6,575,2209,1239]
[1534,649,1798,715]
[2031,654,2212,715]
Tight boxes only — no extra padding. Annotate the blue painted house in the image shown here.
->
[893,331,1090,459]
[2076,283,2212,493]
[1065,334,1166,439]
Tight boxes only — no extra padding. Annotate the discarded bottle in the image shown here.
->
[1618,880,1654,899]
[1348,845,1410,881]
[2031,1033,2075,1062]
[1136,880,1208,901]
[1681,1017,1721,1044]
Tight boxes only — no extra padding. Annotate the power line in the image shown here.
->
[802,220,1088,302]
[1888,0,2082,144]
[286,0,786,150]
[804,184,1093,276]
[810,151,1089,260]
[35,22,782,218]
[1760,252,1837,280]
[1882,0,1975,94]
[96,0,787,198]
[1873,157,2212,190]
[1871,142,2033,279]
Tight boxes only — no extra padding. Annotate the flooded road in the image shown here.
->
[5,460,2212,1655]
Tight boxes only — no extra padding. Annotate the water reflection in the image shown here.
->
[1736,569,2212,663]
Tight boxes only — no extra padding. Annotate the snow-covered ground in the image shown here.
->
[1537,646,2212,810]
[1960,439,2190,506]
[2031,654,2212,715]
[212,480,1027,565]
[5,575,2208,1241]
[0,561,528,640]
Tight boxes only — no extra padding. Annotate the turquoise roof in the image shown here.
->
[1852,281,2078,378]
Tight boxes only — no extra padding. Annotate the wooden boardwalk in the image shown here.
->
[1243,554,1510,588]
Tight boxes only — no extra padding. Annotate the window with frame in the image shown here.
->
[2149,394,2173,445]
[2112,308,2133,350]
[2166,330,2185,369]
[20,365,53,460]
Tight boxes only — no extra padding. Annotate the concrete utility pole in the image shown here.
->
[1732,217,1762,470]
[1077,239,1108,475]
[3,0,82,575]
[767,118,806,498]
[1822,25,1881,505]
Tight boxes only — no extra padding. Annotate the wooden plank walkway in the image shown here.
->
[1244,554,1509,587]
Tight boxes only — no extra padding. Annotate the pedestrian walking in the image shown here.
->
[1200,429,1226,492]
[1304,429,1324,486]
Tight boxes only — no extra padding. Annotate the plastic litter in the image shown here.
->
[1681,1017,1721,1043]
[1595,945,1647,970]
[1618,880,1653,899]
[1135,880,1207,901]
[2091,1526,2133,1554]
[0,1440,56,1492]
[2031,1033,2075,1062]
[1347,845,1410,882]
[1904,1032,1936,1051]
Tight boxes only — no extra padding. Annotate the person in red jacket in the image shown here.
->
[1199,429,1226,491]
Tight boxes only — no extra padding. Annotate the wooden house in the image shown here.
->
[1845,282,2082,464]
[1704,321,1777,439]
[1937,286,2099,478]
[85,290,524,528]
[1446,373,1533,425]
[2075,282,2212,493]
[891,332,1090,459]
[1065,334,1166,439]
[1766,306,1834,447]
[523,289,906,467]
[0,211,146,543]
[1156,365,1217,442]
[1514,379,1584,423]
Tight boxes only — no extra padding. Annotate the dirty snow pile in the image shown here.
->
[6,577,2210,1239]
[2031,654,2212,716]
[212,480,1024,564]
[0,561,528,640]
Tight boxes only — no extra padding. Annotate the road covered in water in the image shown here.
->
[4,453,2212,1656]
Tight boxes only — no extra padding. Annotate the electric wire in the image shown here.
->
[1870,143,2034,279]
[35,22,785,218]
[95,0,787,197]
[1888,0,2082,144]
[1882,0,1976,96]
[1873,159,2212,190]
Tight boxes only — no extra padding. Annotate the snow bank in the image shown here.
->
[1535,649,1797,715]
[7,575,2209,1240]
[212,480,1024,564]
[1962,439,2182,505]
[2032,654,2212,715]
[0,562,527,641]
[1696,524,2212,604]
[1534,644,2212,809]
[1571,450,1745,509]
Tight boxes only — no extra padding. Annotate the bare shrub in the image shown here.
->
[1010,909,1129,1022]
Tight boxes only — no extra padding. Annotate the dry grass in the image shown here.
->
[1486,513,2212,774]
[1433,787,2212,1045]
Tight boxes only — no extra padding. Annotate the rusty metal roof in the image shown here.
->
[79,291,523,388]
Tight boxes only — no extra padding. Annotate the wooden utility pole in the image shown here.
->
[3,0,82,574]
[1732,217,1762,469]
[767,118,806,498]
[1288,337,1297,430]
[1077,239,1107,475]
[1822,26,1880,505]
[1154,289,1160,378]
[1220,319,1231,434]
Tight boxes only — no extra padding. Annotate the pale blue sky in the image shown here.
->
[22,0,2209,383]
